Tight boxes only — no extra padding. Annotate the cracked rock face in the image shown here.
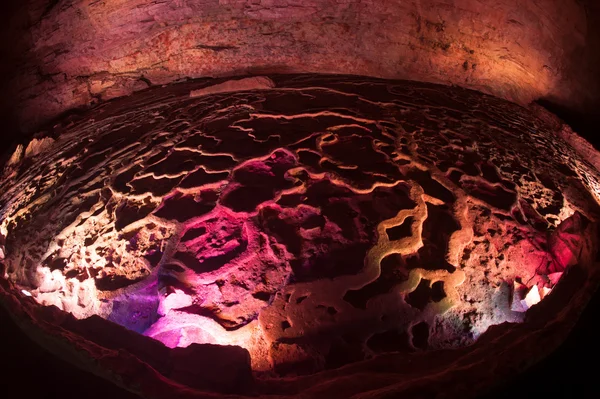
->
[1,75,600,397]
[3,0,599,131]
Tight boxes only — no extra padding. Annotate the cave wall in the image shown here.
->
[2,0,599,132]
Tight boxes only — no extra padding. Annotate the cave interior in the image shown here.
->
[1,1,600,399]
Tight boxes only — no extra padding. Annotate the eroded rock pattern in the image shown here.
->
[3,0,599,131]
[1,75,600,375]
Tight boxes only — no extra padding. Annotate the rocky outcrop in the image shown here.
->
[2,0,599,132]
[189,76,275,97]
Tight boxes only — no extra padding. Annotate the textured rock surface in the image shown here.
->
[1,74,600,398]
[2,0,599,132]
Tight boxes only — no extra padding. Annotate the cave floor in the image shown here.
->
[1,75,600,397]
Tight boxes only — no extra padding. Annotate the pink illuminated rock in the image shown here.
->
[548,272,564,285]
[1,75,600,398]
[547,212,591,273]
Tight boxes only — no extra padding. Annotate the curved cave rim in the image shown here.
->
[0,260,594,397]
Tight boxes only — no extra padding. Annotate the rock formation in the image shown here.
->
[1,75,600,398]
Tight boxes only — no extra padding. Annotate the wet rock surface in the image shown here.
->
[1,74,600,398]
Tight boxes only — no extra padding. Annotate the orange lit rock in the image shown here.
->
[189,76,275,98]
[1,75,600,398]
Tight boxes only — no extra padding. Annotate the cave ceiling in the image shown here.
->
[0,0,599,133]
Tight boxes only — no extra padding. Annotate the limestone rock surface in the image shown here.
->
[1,74,600,398]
